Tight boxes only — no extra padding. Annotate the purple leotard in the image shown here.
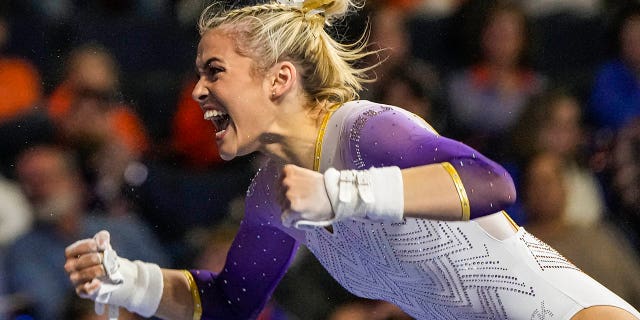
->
[190,101,518,319]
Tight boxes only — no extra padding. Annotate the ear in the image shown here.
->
[270,61,297,100]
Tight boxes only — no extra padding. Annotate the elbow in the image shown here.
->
[466,173,517,220]
[487,161,517,210]
[501,175,517,209]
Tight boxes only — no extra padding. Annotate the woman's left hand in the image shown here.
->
[279,164,334,228]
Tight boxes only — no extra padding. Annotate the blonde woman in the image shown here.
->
[64,0,640,319]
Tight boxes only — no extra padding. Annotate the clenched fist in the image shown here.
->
[64,230,163,319]
[279,164,334,228]
[279,165,405,229]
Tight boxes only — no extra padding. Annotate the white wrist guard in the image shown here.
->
[91,246,163,319]
[296,166,404,228]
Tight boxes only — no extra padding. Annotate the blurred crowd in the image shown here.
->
[1,0,640,319]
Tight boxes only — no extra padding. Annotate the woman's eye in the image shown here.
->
[208,65,223,77]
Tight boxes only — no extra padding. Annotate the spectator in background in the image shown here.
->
[446,0,546,158]
[589,2,640,133]
[0,13,54,176]
[0,175,32,248]
[0,175,32,320]
[46,43,150,212]
[510,89,606,226]
[2,144,168,320]
[371,63,444,128]
[519,0,601,18]
[0,14,42,122]
[522,151,640,308]
[361,3,445,130]
[48,42,149,156]
[596,116,640,254]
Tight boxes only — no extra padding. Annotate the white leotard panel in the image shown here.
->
[303,101,640,319]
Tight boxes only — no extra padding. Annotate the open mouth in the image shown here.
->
[204,109,231,133]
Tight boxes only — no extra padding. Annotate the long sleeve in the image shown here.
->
[189,164,300,319]
[344,104,516,219]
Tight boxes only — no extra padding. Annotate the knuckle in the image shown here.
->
[78,268,98,282]
[90,265,105,278]
[69,272,80,284]
[92,253,101,265]
[64,261,74,273]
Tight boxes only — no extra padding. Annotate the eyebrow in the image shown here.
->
[195,57,222,74]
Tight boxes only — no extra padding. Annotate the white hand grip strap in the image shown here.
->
[94,245,124,320]
[295,166,404,229]
[94,256,163,319]
[87,231,163,319]
[102,246,124,285]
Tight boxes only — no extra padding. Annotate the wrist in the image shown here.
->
[324,166,404,223]
[127,260,164,317]
[97,257,164,318]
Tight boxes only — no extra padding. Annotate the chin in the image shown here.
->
[219,153,235,161]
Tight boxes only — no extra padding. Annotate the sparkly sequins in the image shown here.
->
[305,101,578,319]
[349,107,392,169]
[305,219,538,319]
[520,232,581,272]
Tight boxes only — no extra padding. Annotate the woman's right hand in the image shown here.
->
[64,230,110,297]
[64,230,165,318]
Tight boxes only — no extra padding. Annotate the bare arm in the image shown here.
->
[401,164,463,220]
[155,269,194,320]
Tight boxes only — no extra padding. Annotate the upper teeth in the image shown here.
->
[204,110,227,120]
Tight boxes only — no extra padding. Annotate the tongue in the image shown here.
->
[213,115,230,132]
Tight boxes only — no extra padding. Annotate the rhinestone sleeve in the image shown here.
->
[188,163,300,319]
[344,105,516,219]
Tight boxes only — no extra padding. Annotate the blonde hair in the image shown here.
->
[198,0,377,109]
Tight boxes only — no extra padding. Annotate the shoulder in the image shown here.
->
[339,101,440,169]
[340,100,438,138]
[340,100,428,123]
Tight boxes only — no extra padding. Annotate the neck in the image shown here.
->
[260,105,328,170]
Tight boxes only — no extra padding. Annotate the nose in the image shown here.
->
[192,78,208,103]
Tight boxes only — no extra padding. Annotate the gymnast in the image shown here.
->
[64,0,640,319]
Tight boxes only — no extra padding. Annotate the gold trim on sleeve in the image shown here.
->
[441,162,471,221]
[182,270,203,320]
